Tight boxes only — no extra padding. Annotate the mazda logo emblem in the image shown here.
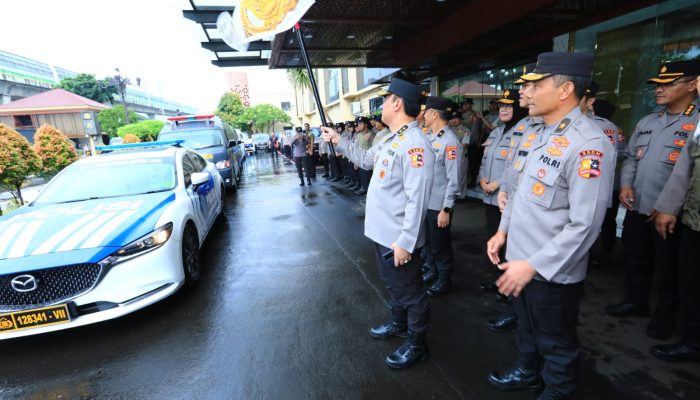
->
[10,275,38,293]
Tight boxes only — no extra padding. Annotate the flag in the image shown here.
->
[217,0,316,52]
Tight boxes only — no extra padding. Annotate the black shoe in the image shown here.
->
[427,279,451,297]
[488,312,517,333]
[300,181,305,186]
[650,340,700,362]
[537,388,569,400]
[495,293,508,303]
[646,308,675,340]
[370,309,407,340]
[421,267,436,284]
[355,188,367,195]
[385,331,430,370]
[487,358,542,392]
[307,180,312,185]
[604,302,650,318]
[331,177,342,182]
[480,281,498,293]
[322,174,329,178]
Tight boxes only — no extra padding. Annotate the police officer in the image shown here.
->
[449,111,470,199]
[304,123,316,179]
[329,122,345,181]
[292,126,311,186]
[580,83,625,266]
[486,52,614,399]
[651,77,700,362]
[421,96,462,296]
[355,116,374,195]
[372,115,390,146]
[321,77,434,369]
[319,123,332,178]
[605,60,700,341]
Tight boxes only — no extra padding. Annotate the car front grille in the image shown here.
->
[0,263,102,312]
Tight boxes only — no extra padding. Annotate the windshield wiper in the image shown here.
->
[57,196,100,204]
[195,144,223,150]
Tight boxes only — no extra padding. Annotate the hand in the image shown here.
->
[321,127,340,144]
[391,243,411,268]
[619,187,635,210]
[354,165,359,171]
[496,260,537,297]
[479,178,489,192]
[484,181,499,195]
[487,230,507,265]
[654,212,677,240]
[497,191,508,212]
[437,210,450,228]
[645,209,658,223]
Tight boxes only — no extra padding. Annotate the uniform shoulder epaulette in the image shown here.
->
[577,115,605,141]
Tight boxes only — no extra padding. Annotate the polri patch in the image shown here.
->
[446,145,457,160]
[408,148,425,167]
[578,158,601,179]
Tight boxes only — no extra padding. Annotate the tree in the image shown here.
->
[0,123,42,204]
[98,105,138,137]
[286,69,310,90]
[117,120,164,142]
[57,73,118,104]
[215,92,246,129]
[33,124,78,177]
[249,104,291,132]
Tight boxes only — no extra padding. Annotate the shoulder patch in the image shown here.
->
[408,148,425,167]
[446,145,457,160]
[555,118,571,133]
[683,104,696,116]
[578,158,601,179]
[579,149,604,158]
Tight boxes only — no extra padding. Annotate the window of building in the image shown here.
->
[369,97,384,115]
[13,115,34,128]
[325,68,340,103]
[281,101,291,111]
[341,68,349,95]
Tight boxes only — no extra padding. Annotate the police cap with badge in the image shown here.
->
[379,77,422,105]
[646,60,700,84]
[295,126,303,133]
[496,89,519,105]
[425,96,453,113]
[335,122,345,130]
[355,116,370,125]
[584,81,600,98]
[514,63,537,84]
[519,52,594,82]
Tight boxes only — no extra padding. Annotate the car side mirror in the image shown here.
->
[191,172,209,189]
[228,140,236,148]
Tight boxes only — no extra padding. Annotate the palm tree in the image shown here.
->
[287,69,311,122]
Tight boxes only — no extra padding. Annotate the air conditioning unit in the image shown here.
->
[351,101,361,115]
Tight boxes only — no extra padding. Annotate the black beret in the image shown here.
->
[462,98,473,105]
[647,60,700,84]
[450,111,463,120]
[521,52,594,82]
[355,116,370,124]
[592,99,616,120]
[335,122,345,129]
[584,81,600,97]
[295,127,303,132]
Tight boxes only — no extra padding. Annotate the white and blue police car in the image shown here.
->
[0,141,225,339]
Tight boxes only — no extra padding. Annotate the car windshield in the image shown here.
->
[34,156,176,205]
[159,129,223,149]
[253,133,269,142]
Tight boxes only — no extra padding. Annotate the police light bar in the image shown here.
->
[95,140,185,152]
[166,114,215,122]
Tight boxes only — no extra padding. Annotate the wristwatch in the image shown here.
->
[443,207,452,213]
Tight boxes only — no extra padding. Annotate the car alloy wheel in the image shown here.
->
[182,224,201,288]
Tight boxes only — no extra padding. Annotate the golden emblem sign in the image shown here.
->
[661,65,668,73]
[504,90,510,98]
[240,0,299,37]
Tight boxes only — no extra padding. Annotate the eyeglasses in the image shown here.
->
[656,78,697,88]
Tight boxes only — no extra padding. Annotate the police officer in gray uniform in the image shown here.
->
[605,60,700,341]
[321,78,434,370]
[421,96,462,297]
[292,126,311,186]
[486,52,614,400]
[651,78,700,362]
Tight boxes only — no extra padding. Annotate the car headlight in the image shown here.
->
[215,160,230,169]
[100,222,173,267]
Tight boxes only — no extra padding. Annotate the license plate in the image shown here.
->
[0,304,71,333]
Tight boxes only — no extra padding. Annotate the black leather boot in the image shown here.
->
[487,353,542,392]
[427,278,451,297]
[421,263,436,283]
[487,310,517,332]
[385,330,430,369]
[370,308,407,339]
[604,299,650,317]
[650,340,700,362]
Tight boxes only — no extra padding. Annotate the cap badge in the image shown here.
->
[504,90,510,97]
[661,65,668,73]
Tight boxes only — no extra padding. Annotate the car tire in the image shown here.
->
[182,223,201,289]
[218,186,228,224]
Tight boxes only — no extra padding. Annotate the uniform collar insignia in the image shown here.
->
[683,104,696,116]
[555,118,571,133]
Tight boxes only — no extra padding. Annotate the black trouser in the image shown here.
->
[514,279,584,396]
[467,145,483,186]
[621,210,681,308]
[679,224,700,344]
[304,155,315,178]
[424,209,454,281]
[320,154,329,176]
[283,145,292,158]
[600,190,620,253]
[330,154,342,179]
[374,243,430,334]
[485,203,506,264]
[271,146,279,158]
[360,168,371,190]
[294,156,311,181]
[341,157,351,179]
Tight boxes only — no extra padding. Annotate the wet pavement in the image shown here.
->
[1,152,698,400]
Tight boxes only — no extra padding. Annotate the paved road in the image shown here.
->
[0,153,697,400]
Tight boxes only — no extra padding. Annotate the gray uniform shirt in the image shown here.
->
[478,124,513,206]
[335,121,434,252]
[654,122,700,215]
[427,126,462,211]
[500,107,615,284]
[620,100,699,215]
[292,135,308,157]
[372,128,390,147]
[498,116,544,196]
[587,112,624,191]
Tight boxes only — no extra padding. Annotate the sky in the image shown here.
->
[0,0,292,112]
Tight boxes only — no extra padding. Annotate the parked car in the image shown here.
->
[0,141,225,340]
[158,115,244,190]
[252,133,270,153]
[243,137,255,154]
